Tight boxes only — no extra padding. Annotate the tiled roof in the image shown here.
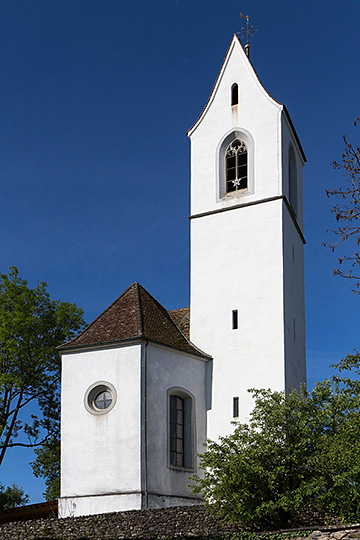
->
[59,283,208,358]
[168,307,190,340]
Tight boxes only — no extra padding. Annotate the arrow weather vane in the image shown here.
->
[238,13,258,57]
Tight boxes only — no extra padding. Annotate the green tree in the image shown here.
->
[191,371,360,528]
[31,436,60,501]
[325,119,360,291]
[0,267,85,476]
[0,482,29,513]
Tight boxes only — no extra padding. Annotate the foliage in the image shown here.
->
[31,436,60,501]
[0,266,85,473]
[191,364,360,528]
[0,482,29,512]
[325,119,360,291]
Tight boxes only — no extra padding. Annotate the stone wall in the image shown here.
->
[0,504,360,540]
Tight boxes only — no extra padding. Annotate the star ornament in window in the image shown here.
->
[232,178,241,187]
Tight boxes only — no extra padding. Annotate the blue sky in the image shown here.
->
[0,0,359,504]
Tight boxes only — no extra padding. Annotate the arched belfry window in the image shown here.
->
[218,130,253,200]
[231,83,238,106]
[226,139,248,193]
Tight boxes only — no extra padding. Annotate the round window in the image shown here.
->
[84,382,117,415]
[94,390,112,410]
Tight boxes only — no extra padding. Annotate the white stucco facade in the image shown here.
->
[59,343,142,517]
[188,35,306,438]
[145,343,207,508]
[59,339,207,518]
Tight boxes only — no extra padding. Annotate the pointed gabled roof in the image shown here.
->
[58,283,208,359]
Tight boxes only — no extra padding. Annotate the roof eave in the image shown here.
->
[58,336,211,361]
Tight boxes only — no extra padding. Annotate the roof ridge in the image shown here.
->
[136,288,196,348]
[162,306,207,357]
[168,306,189,313]
[135,282,144,337]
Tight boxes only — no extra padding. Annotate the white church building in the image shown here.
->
[58,34,306,518]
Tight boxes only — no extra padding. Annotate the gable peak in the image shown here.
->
[58,282,209,358]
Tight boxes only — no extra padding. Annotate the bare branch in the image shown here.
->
[325,122,360,292]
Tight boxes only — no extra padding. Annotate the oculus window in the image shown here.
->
[84,381,117,415]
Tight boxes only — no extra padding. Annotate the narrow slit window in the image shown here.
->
[293,318,296,340]
[231,83,238,106]
[169,395,184,467]
[233,397,239,418]
[232,310,238,329]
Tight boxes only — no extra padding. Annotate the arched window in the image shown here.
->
[226,139,248,193]
[168,390,194,469]
[289,145,297,215]
[218,130,253,200]
[231,83,238,106]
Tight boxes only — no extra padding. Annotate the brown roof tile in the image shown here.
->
[168,307,190,340]
[59,283,208,359]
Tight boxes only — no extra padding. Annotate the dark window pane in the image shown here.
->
[94,391,112,410]
[232,309,238,329]
[169,394,185,467]
[233,397,239,418]
[231,84,238,106]
[226,140,248,194]
[238,152,247,165]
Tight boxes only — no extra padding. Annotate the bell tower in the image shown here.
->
[188,35,306,440]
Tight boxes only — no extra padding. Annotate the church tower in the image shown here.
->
[188,35,306,440]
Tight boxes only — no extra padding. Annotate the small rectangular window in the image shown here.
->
[233,397,239,418]
[232,310,238,329]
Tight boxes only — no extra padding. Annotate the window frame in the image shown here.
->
[217,129,254,200]
[167,387,195,471]
[84,381,117,416]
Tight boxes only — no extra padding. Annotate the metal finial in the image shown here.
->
[238,13,258,57]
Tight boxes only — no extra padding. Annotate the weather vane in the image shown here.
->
[238,13,258,57]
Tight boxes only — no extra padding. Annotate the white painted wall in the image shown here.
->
[282,206,306,390]
[145,343,208,505]
[59,341,208,517]
[59,343,142,517]
[189,35,306,440]
[191,200,286,438]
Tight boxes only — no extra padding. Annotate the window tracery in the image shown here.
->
[225,139,248,192]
